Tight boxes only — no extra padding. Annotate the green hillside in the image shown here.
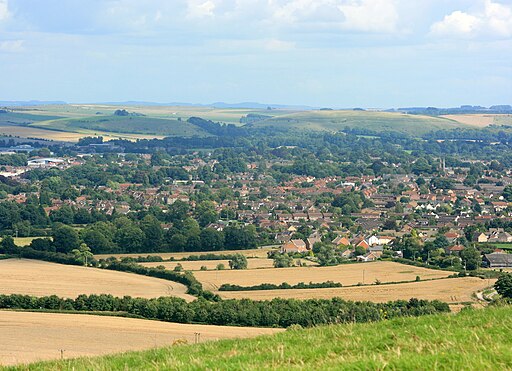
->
[249,110,469,135]
[14,305,512,370]
[0,111,63,125]
[31,116,211,137]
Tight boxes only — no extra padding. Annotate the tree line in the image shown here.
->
[0,294,450,328]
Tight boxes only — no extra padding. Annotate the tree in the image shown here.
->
[495,274,512,298]
[72,243,93,266]
[228,254,247,270]
[200,228,224,251]
[0,235,17,254]
[460,246,481,271]
[273,253,294,268]
[52,225,81,254]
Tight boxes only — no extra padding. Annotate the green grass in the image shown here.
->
[250,110,469,136]
[32,116,211,137]
[11,305,512,370]
[0,112,63,125]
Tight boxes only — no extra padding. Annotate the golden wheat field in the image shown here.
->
[0,259,193,301]
[219,277,494,304]
[94,247,276,260]
[0,311,281,366]
[193,261,452,291]
[139,259,275,271]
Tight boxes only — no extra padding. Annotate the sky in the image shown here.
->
[0,0,511,108]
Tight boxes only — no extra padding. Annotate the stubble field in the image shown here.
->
[0,311,281,366]
[219,277,493,304]
[0,259,193,301]
[193,261,452,291]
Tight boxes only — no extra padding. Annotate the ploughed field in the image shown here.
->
[219,277,494,305]
[0,311,281,366]
[194,261,452,291]
[0,259,193,301]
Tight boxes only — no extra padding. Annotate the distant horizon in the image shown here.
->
[1,99,511,111]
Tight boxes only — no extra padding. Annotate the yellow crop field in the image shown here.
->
[0,311,281,366]
[94,247,276,260]
[0,259,193,301]
[140,258,274,271]
[219,277,494,305]
[194,261,452,291]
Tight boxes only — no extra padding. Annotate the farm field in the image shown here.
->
[0,311,281,366]
[21,306,512,370]
[442,114,512,127]
[219,277,493,304]
[94,247,276,260]
[140,259,275,271]
[194,261,452,291]
[0,259,193,301]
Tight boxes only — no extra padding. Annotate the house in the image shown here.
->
[483,253,512,268]
[341,249,354,258]
[357,252,380,262]
[306,233,322,250]
[332,235,350,247]
[446,244,465,255]
[280,239,307,253]
[473,232,488,243]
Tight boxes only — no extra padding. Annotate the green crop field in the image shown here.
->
[249,110,470,135]
[13,305,512,370]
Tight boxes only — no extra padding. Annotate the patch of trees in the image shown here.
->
[218,281,342,291]
[0,294,450,328]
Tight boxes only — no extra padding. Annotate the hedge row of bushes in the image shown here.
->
[219,281,343,291]
[0,294,450,328]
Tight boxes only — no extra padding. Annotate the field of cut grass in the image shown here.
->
[140,258,275,271]
[194,261,451,291]
[250,110,469,135]
[442,114,512,128]
[94,247,276,260]
[15,305,512,370]
[0,259,193,301]
[220,277,493,305]
[0,311,281,366]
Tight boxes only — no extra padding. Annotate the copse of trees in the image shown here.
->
[0,294,450,328]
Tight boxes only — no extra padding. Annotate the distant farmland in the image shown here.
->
[0,259,193,301]
[249,110,470,135]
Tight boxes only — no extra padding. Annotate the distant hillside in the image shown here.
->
[39,116,212,137]
[248,110,469,136]
[21,305,512,370]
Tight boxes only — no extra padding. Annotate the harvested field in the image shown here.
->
[194,261,452,291]
[0,311,281,366]
[441,114,510,127]
[219,277,494,304]
[95,247,276,260]
[0,259,193,301]
[140,258,274,271]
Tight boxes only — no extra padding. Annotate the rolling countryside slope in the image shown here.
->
[249,110,470,135]
[13,305,512,370]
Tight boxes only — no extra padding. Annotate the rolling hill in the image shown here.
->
[248,110,471,136]
[14,305,512,370]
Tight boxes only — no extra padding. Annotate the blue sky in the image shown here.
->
[0,0,511,107]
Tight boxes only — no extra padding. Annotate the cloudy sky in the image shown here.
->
[0,0,511,107]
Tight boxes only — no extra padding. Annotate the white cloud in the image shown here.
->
[187,0,217,18]
[0,40,24,52]
[338,0,399,33]
[431,0,512,38]
[0,0,9,21]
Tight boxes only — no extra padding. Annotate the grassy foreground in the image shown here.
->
[9,305,512,370]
